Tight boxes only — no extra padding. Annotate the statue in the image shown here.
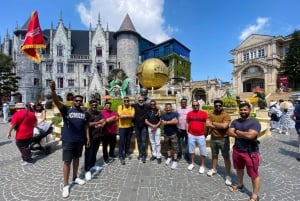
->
[140,87,151,105]
[226,88,232,98]
[236,96,241,105]
[256,91,267,109]
[109,71,130,98]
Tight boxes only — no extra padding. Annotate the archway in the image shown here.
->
[243,78,264,92]
[192,88,206,103]
[241,66,265,92]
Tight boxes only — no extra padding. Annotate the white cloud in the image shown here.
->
[76,0,176,43]
[239,17,269,40]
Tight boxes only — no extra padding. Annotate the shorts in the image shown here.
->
[188,134,207,156]
[232,146,260,179]
[210,138,230,159]
[62,141,84,162]
[164,134,178,153]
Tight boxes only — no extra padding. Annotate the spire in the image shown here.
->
[98,12,101,25]
[60,11,63,22]
[118,14,136,32]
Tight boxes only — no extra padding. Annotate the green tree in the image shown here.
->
[280,30,300,89]
[0,53,21,101]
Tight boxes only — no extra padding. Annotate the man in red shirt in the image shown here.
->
[186,100,208,174]
[7,103,37,166]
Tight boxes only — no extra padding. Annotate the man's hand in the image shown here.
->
[49,80,56,91]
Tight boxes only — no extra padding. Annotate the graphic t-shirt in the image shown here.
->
[186,110,208,136]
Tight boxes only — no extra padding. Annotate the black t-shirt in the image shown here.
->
[145,108,160,124]
[133,103,150,128]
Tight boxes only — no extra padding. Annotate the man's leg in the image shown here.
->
[251,176,261,200]
[72,157,80,180]
[236,169,244,186]
[63,161,71,185]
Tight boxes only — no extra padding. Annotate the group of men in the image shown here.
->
[6,80,262,200]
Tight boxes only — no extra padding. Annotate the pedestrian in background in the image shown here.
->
[7,102,37,165]
[50,80,90,198]
[2,102,9,123]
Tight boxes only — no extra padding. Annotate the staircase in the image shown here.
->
[236,92,294,104]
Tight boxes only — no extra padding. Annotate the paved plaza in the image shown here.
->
[0,120,299,201]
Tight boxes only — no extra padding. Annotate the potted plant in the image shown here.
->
[51,113,63,138]
[222,97,238,113]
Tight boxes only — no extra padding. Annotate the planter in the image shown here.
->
[224,107,237,114]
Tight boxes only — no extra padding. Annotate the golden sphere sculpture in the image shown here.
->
[136,58,170,89]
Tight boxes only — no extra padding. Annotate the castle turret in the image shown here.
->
[115,14,140,95]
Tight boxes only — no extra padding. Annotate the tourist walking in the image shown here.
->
[145,100,162,164]
[206,100,232,185]
[7,102,37,165]
[117,97,135,165]
[84,100,105,181]
[2,102,9,123]
[186,100,208,174]
[161,103,179,169]
[49,80,90,198]
[279,100,295,135]
[176,98,191,161]
[101,101,119,164]
[228,102,261,201]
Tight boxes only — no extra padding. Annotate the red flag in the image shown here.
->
[21,11,46,63]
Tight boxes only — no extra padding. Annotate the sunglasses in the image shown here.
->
[215,104,222,107]
[138,100,144,102]
[150,103,156,105]
[124,100,129,102]
[74,99,83,102]
[192,105,199,107]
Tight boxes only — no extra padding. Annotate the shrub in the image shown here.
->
[51,113,62,126]
[222,97,238,107]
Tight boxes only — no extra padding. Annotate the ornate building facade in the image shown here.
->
[230,33,294,96]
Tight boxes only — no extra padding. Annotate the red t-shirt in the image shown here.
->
[11,109,37,140]
[101,109,118,135]
[186,110,208,136]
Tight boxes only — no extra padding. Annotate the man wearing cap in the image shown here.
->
[206,100,232,185]
[7,102,37,165]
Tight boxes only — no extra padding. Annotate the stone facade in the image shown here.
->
[230,34,293,96]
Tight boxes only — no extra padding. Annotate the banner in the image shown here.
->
[21,11,46,63]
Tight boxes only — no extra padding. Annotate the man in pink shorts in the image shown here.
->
[228,102,261,201]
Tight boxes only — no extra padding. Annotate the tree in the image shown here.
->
[280,30,300,89]
[0,53,21,102]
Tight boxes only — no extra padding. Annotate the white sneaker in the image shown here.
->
[85,171,92,181]
[165,157,172,166]
[171,161,178,169]
[199,166,205,174]
[187,164,195,171]
[62,185,70,198]
[73,177,85,185]
[21,161,33,166]
[207,169,217,176]
[225,176,232,185]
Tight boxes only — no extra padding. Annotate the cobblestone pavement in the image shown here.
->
[0,120,299,201]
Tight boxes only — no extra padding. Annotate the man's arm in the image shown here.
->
[49,80,63,110]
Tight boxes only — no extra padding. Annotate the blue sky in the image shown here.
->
[1,0,300,83]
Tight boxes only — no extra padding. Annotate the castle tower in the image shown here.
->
[115,14,140,95]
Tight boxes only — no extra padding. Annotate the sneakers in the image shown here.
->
[157,158,162,164]
[120,158,125,165]
[207,169,217,176]
[150,156,157,161]
[62,185,70,198]
[225,176,232,186]
[73,177,85,185]
[85,171,91,181]
[21,161,33,166]
[187,164,195,171]
[171,161,178,169]
[142,156,146,163]
[199,166,205,174]
[165,157,172,166]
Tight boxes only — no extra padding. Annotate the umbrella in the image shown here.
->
[280,101,293,109]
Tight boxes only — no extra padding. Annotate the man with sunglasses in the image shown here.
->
[186,100,208,174]
[50,81,90,198]
[206,100,232,185]
[84,100,105,181]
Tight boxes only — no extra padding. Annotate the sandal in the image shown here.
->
[228,184,244,192]
[249,196,259,201]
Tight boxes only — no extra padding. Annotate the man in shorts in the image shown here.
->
[186,100,208,174]
[50,81,90,198]
[206,100,232,185]
[228,102,261,201]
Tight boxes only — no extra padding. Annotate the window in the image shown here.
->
[97,63,103,74]
[108,65,114,72]
[258,48,265,57]
[284,47,289,56]
[46,79,51,87]
[164,45,170,55]
[57,77,64,88]
[46,63,52,73]
[250,50,257,59]
[83,79,87,87]
[57,45,64,56]
[96,47,102,57]
[67,64,74,73]
[33,63,39,71]
[154,49,159,57]
[68,79,75,87]
[84,64,91,73]
[33,78,39,86]
[243,52,249,61]
[57,62,64,73]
